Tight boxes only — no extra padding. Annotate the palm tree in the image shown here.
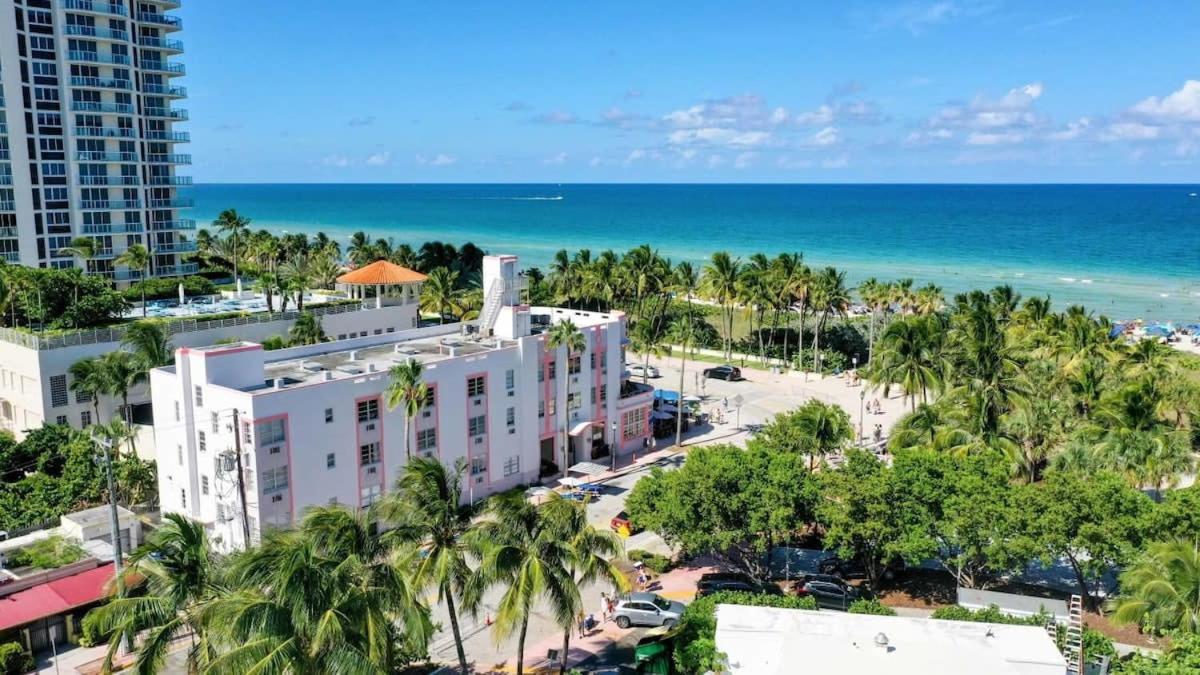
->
[202,505,432,674]
[810,267,849,375]
[213,209,250,287]
[465,493,576,675]
[795,399,855,470]
[870,316,944,411]
[288,310,326,346]
[378,457,476,674]
[701,252,741,360]
[628,320,666,385]
[280,253,313,311]
[668,314,701,450]
[69,356,106,424]
[1113,539,1200,635]
[347,230,374,267]
[86,513,216,674]
[547,319,586,471]
[858,278,885,365]
[115,244,152,315]
[420,267,463,323]
[99,351,140,453]
[384,359,429,461]
[914,283,944,316]
[121,320,173,372]
[543,496,628,674]
[60,235,98,273]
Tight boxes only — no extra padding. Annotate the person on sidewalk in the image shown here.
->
[577,610,588,638]
[600,592,610,622]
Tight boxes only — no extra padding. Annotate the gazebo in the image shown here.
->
[336,260,428,309]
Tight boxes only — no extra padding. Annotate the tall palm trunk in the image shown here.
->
[559,360,570,473]
[812,312,824,374]
[796,299,808,370]
[445,587,468,674]
[405,412,414,459]
[675,350,687,450]
[516,613,530,675]
[560,628,572,675]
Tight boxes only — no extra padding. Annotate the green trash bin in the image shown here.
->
[634,640,670,674]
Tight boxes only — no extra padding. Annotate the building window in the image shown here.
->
[360,442,381,465]
[261,466,289,493]
[600,384,608,402]
[50,374,68,407]
[505,369,515,390]
[590,353,596,369]
[471,456,486,476]
[174,400,180,422]
[359,485,381,508]
[547,397,556,416]
[326,452,336,469]
[468,414,487,437]
[356,399,378,422]
[255,418,286,446]
[569,355,581,375]
[75,388,93,405]
[56,415,68,426]
[211,411,219,434]
[538,366,544,383]
[81,410,92,427]
[568,392,582,410]
[623,408,647,442]
[324,408,333,423]
[538,400,545,418]
[198,431,206,452]
[180,489,186,509]
[506,407,516,427]
[468,376,486,397]
[424,388,436,407]
[417,428,437,451]
[201,476,210,495]
[548,361,556,379]
[504,456,520,477]
[176,444,182,465]
[194,385,203,408]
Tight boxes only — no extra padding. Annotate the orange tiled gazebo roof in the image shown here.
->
[336,260,427,285]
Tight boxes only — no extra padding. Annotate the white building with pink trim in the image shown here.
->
[150,255,655,552]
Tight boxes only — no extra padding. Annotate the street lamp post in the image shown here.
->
[859,390,866,444]
[610,419,618,471]
[90,433,130,653]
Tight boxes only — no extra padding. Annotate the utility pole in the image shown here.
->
[230,409,251,546]
[90,432,129,653]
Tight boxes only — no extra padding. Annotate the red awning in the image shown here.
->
[0,564,115,631]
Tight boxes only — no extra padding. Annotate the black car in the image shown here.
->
[696,572,782,597]
[818,555,899,582]
[702,365,742,381]
[792,574,861,610]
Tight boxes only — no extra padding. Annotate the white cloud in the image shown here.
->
[909,82,1046,147]
[365,151,391,166]
[415,153,457,166]
[321,154,350,168]
[966,131,1026,145]
[667,127,771,148]
[1130,80,1200,123]
[1047,117,1092,141]
[733,152,758,169]
[625,149,647,164]
[1102,122,1161,141]
[805,126,841,147]
[794,104,835,126]
[533,110,578,125]
[543,152,568,165]
[588,156,604,167]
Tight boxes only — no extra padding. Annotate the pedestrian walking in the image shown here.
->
[637,569,648,590]
[600,591,610,621]
[577,610,588,637]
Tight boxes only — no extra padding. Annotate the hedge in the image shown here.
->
[122,275,215,302]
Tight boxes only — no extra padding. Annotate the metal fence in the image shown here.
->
[0,301,366,351]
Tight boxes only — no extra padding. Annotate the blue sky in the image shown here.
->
[181,1,1200,183]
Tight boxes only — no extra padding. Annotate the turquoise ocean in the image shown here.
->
[191,184,1200,322]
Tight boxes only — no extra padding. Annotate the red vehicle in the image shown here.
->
[611,511,640,535]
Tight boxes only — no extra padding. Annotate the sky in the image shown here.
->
[180,1,1200,183]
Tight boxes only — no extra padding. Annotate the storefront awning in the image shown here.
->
[566,461,609,477]
[0,563,114,631]
[569,421,592,436]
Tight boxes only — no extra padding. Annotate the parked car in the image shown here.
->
[702,365,743,381]
[696,572,783,597]
[613,592,687,629]
[628,363,661,379]
[817,554,900,582]
[610,511,640,535]
[791,574,861,610]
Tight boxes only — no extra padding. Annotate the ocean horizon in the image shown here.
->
[190,183,1200,322]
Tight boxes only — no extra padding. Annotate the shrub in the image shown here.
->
[122,275,215,302]
[0,642,32,675]
[628,549,674,574]
[261,335,286,350]
[76,609,114,648]
[674,590,818,674]
[5,535,86,570]
[930,603,1049,626]
[848,599,897,616]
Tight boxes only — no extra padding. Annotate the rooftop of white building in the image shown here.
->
[715,604,1067,675]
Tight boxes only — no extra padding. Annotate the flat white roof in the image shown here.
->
[715,604,1066,675]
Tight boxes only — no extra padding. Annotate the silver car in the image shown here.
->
[613,592,687,629]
